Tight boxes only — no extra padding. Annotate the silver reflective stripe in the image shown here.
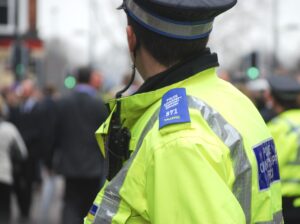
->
[255,210,283,224]
[125,0,213,39]
[93,108,160,224]
[187,96,252,224]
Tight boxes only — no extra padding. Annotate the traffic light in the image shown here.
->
[247,67,260,80]
[64,75,76,89]
[11,41,29,81]
[246,52,260,80]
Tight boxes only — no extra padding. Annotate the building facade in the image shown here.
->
[0,0,43,87]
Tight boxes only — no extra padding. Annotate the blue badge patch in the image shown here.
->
[89,204,98,216]
[159,88,190,129]
[87,204,98,221]
[253,139,280,190]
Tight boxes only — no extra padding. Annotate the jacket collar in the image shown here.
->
[97,61,218,157]
[98,67,217,155]
[75,84,97,96]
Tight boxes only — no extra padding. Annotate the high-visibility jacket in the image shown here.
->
[85,67,283,224]
[268,109,300,198]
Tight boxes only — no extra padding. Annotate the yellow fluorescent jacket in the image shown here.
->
[268,109,300,198]
[85,68,283,224]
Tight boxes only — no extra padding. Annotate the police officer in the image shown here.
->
[85,0,283,223]
[267,75,300,223]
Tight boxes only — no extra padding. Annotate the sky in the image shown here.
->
[37,0,300,83]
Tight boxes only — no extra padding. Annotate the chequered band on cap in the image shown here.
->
[124,0,214,39]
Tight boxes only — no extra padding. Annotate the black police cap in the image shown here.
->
[268,75,300,100]
[120,0,237,39]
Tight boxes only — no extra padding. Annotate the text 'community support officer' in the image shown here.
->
[84,0,283,223]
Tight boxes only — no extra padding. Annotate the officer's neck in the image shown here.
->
[136,47,169,80]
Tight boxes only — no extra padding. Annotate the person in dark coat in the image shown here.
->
[54,67,108,224]
[37,84,59,172]
[8,79,43,220]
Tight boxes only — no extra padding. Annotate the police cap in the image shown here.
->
[268,75,300,100]
[120,0,237,39]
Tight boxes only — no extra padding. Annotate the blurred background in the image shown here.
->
[1,0,300,91]
[0,0,299,223]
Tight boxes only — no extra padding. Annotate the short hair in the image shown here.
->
[77,67,92,84]
[128,17,209,67]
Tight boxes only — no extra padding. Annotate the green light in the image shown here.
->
[247,67,260,80]
[16,64,25,76]
[64,76,76,89]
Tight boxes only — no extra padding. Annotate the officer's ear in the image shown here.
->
[126,25,137,53]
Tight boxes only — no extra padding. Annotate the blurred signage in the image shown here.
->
[0,38,43,50]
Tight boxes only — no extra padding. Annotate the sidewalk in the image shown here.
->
[11,176,64,224]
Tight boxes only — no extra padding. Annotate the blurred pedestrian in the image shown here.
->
[267,75,300,223]
[2,85,21,122]
[0,95,27,222]
[9,78,43,220]
[38,84,59,172]
[85,0,282,223]
[36,84,60,223]
[246,79,277,122]
[54,66,108,224]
